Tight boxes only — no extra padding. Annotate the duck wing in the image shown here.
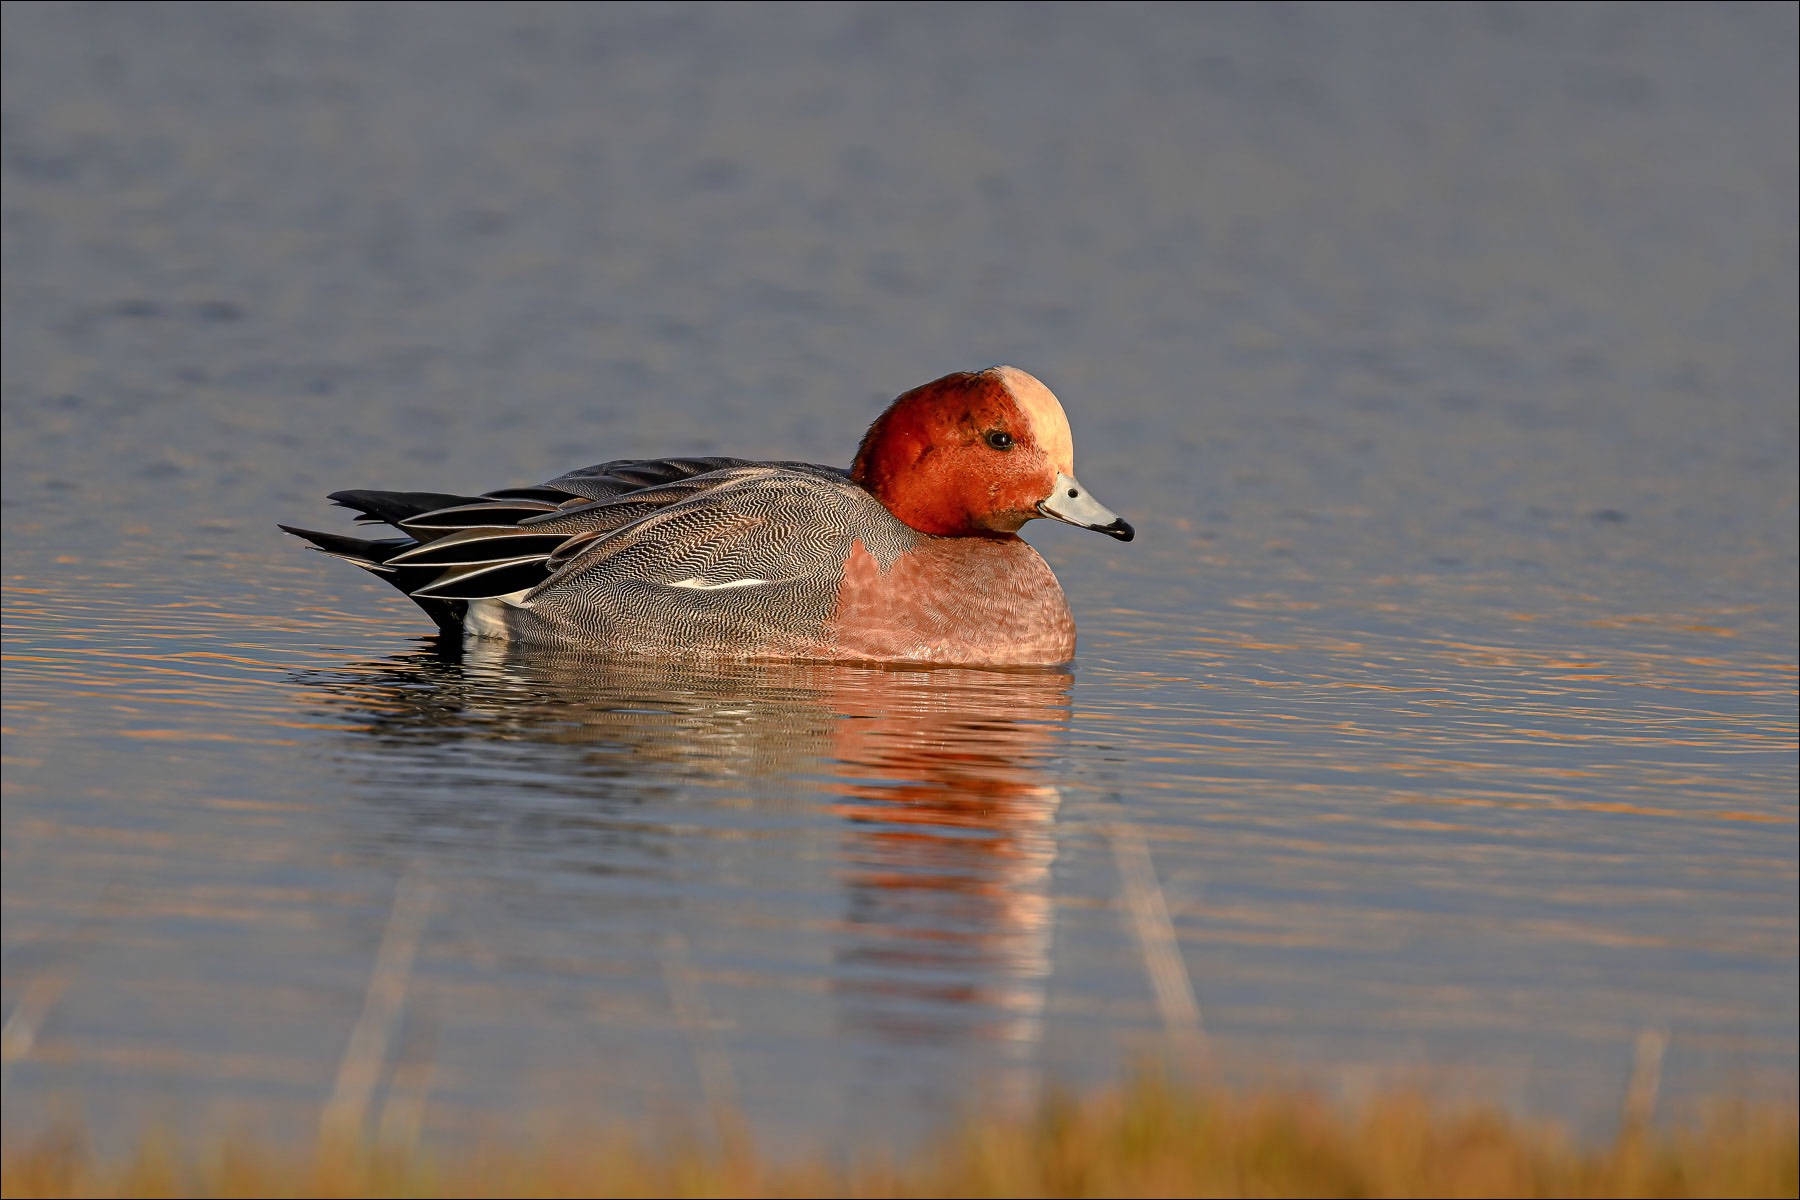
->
[536,456,845,501]
[498,464,919,651]
[401,464,879,601]
[283,459,879,639]
[277,460,808,620]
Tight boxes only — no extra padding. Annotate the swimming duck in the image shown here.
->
[282,366,1132,665]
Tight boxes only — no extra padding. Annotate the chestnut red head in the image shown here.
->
[852,366,1133,542]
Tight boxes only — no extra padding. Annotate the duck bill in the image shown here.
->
[1037,471,1134,541]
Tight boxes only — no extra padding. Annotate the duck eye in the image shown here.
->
[985,430,1014,451]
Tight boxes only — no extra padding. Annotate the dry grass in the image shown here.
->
[6,857,1792,1197]
[4,1074,1794,1199]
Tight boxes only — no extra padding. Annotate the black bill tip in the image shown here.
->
[1099,518,1135,542]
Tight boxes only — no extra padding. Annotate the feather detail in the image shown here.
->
[399,501,564,531]
[287,458,915,642]
[385,532,574,568]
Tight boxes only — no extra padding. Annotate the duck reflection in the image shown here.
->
[295,640,1071,1071]
[822,667,1064,1057]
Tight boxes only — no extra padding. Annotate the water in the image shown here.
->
[4,1,1795,1153]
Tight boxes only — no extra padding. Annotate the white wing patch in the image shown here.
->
[667,576,771,590]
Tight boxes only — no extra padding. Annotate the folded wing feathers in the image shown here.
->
[329,490,478,527]
[533,472,854,595]
[481,485,588,503]
[410,557,562,600]
[298,459,861,604]
[385,530,574,567]
[398,500,564,532]
[541,457,761,500]
[276,525,412,573]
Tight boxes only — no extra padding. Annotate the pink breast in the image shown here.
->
[822,537,1076,666]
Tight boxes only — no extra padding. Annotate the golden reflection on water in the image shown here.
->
[4,573,1795,1133]
[818,666,1065,1060]
[298,643,1071,1070]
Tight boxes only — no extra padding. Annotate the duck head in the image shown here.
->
[851,366,1135,542]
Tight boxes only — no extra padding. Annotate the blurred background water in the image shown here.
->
[3,0,1795,1155]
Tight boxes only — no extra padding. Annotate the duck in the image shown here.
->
[281,366,1133,665]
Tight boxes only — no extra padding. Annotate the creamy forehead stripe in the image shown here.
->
[990,365,1074,470]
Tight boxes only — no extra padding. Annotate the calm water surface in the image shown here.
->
[3,2,1796,1152]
